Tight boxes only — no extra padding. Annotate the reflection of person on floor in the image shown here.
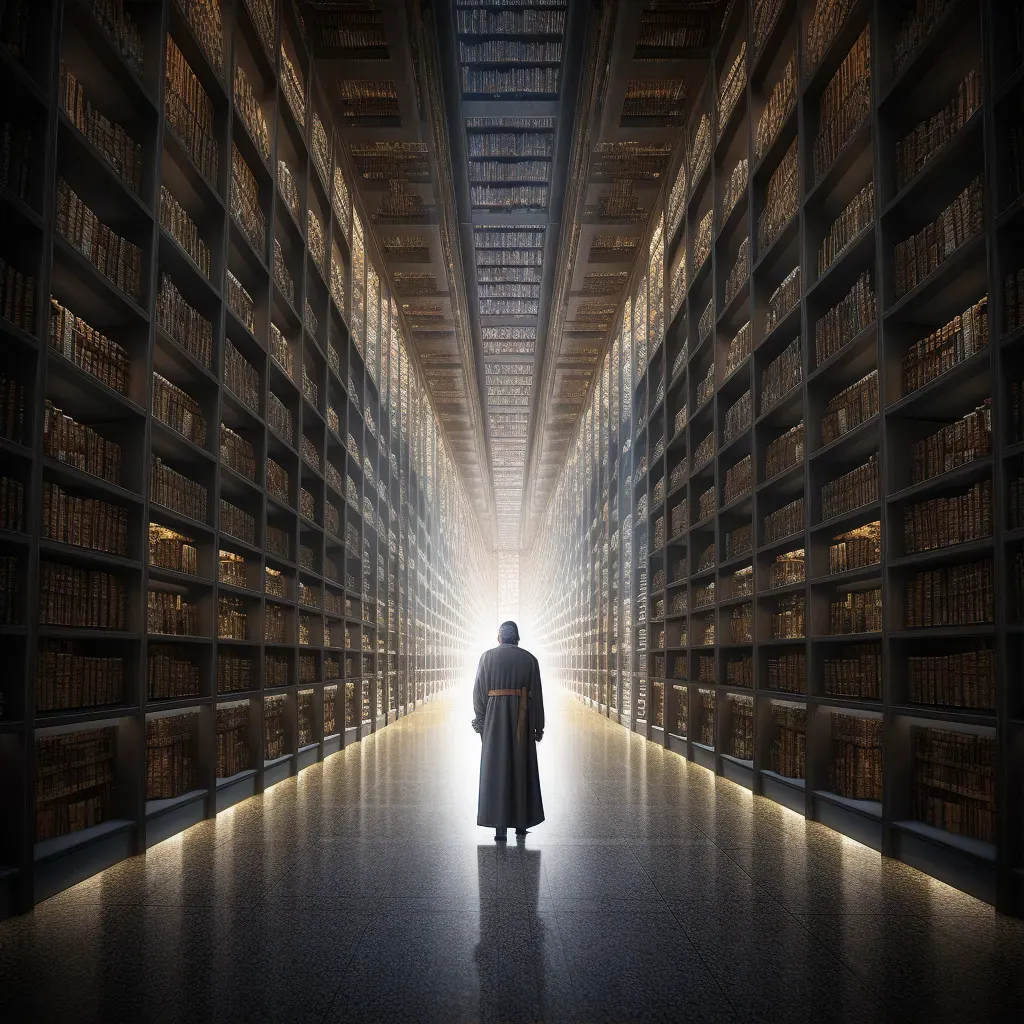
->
[471,620,545,842]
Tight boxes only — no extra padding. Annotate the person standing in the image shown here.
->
[471,620,545,841]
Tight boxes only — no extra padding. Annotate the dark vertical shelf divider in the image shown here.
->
[0,0,487,920]
[525,0,1024,916]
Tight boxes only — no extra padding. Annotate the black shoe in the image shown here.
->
[494,828,507,842]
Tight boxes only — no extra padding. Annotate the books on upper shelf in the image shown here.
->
[717,42,746,134]
[766,266,800,334]
[454,7,566,36]
[39,560,128,628]
[765,422,803,481]
[56,179,142,302]
[231,144,265,257]
[825,642,880,698]
[901,298,988,397]
[724,321,751,378]
[0,374,28,446]
[821,370,877,448]
[244,0,276,60]
[723,237,749,309]
[37,641,125,712]
[755,53,796,161]
[234,64,270,161]
[821,454,878,520]
[226,270,255,333]
[904,558,994,627]
[273,239,294,305]
[896,69,982,191]
[893,178,984,300]
[908,646,996,709]
[764,497,803,545]
[829,588,882,634]
[49,299,129,397]
[160,187,212,278]
[151,454,207,522]
[804,0,858,77]
[277,158,300,221]
[903,479,992,554]
[280,43,306,128]
[893,0,958,77]
[43,400,122,484]
[910,401,991,485]
[721,158,748,225]
[818,183,873,277]
[153,373,206,448]
[178,0,223,77]
[814,269,875,367]
[769,549,804,588]
[150,524,197,574]
[813,26,870,183]
[767,651,805,693]
[224,340,259,413]
[91,0,144,76]
[829,521,880,572]
[165,36,219,184]
[157,273,213,368]
[59,63,143,195]
[757,137,797,255]
[43,480,128,556]
[760,336,801,414]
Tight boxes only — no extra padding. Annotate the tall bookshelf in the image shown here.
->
[525,0,1024,915]
[0,0,487,919]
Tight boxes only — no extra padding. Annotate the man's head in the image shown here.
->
[497,621,520,646]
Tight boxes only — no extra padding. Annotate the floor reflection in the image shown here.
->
[1,692,1023,1024]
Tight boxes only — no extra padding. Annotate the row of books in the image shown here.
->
[36,640,124,712]
[459,40,562,63]
[0,258,35,334]
[34,727,116,841]
[717,43,746,132]
[728,694,754,758]
[461,67,560,95]
[234,64,270,162]
[825,643,881,699]
[280,46,305,129]
[218,651,251,693]
[157,273,213,369]
[723,454,752,505]
[818,182,873,277]
[698,690,716,746]
[812,27,870,183]
[769,703,805,779]
[0,474,25,531]
[814,269,875,368]
[912,728,995,843]
[267,458,289,503]
[308,211,326,274]
[730,604,753,644]
[821,453,878,521]
[723,237,749,310]
[692,431,714,472]
[43,480,129,556]
[1006,267,1024,335]
[217,703,250,777]
[277,159,300,222]
[150,524,197,574]
[218,550,247,588]
[148,590,199,636]
[149,645,201,700]
[245,0,276,59]
[829,522,879,574]
[268,392,293,444]
[219,596,246,639]
[225,340,260,413]
[0,118,33,206]
[165,37,219,185]
[454,9,566,35]
[910,401,991,485]
[93,0,144,75]
[765,496,803,545]
[56,179,143,302]
[221,424,255,480]
[231,144,265,255]
[769,550,804,589]
[905,559,994,628]
[690,115,711,189]
[766,266,800,335]
[829,713,881,801]
[771,592,804,639]
[755,53,796,161]
[264,694,287,759]
[896,69,982,191]
[893,0,957,77]
[902,297,988,398]
[273,238,294,305]
[227,271,255,334]
[468,132,552,158]
[43,401,122,485]
[151,455,208,523]
[221,499,255,545]
[903,479,992,555]
[59,63,143,194]
[153,374,206,447]
[821,369,877,448]
[726,652,753,687]
[757,138,798,255]
[146,713,199,800]
[696,487,716,525]
[767,651,805,693]
[829,588,882,635]
[908,647,996,709]
[765,422,803,481]
[312,115,330,187]
[761,336,801,414]
[893,178,984,300]
[49,298,129,398]
[39,560,128,629]
[722,390,752,445]
[724,320,752,378]
[179,0,223,77]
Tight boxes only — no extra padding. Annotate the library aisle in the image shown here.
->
[0,689,1021,1024]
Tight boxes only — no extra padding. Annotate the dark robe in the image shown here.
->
[472,643,545,830]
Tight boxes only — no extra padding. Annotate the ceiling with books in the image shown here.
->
[302,0,719,548]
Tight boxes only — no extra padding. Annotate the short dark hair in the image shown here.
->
[498,620,520,644]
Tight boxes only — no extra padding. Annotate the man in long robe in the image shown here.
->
[471,620,545,841]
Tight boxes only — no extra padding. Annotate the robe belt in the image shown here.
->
[487,688,529,743]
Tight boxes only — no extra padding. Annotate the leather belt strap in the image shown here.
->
[488,688,529,743]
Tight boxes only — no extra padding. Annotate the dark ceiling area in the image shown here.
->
[301,0,722,547]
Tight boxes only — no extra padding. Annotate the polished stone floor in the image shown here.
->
[2,691,1023,1024]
